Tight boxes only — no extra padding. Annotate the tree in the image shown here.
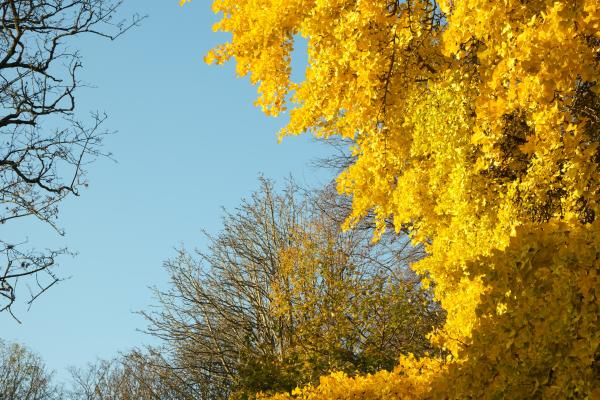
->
[142,178,442,399]
[269,187,441,377]
[184,0,600,398]
[0,0,142,317]
[0,339,62,400]
[67,351,195,400]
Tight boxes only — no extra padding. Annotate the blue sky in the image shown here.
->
[1,0,333,379]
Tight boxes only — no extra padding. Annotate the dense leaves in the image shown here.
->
[186,0,600,398]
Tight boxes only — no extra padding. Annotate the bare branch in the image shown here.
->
[0,0,142,315]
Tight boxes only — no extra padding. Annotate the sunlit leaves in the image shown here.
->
[196,0,600,398]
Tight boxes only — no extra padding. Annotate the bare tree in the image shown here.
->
[0,0,143,317]
[0,339,62,400]
[67,350,201,400]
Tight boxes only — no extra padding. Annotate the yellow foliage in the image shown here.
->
[270,219,441,379]
[184,0,600,398]
[261,354,445,400]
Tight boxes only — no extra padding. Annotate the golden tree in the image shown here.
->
[183,0,600,398]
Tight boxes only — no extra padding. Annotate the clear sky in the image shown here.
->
[1,0,333,379]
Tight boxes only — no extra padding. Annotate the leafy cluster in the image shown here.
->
[186,0,600,398]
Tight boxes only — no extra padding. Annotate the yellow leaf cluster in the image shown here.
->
[261,354,445,400]
[191,0,600,398]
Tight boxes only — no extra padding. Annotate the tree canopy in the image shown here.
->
[181,0,600,398]
[142,179,442,399]
[0,340,61,400]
